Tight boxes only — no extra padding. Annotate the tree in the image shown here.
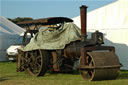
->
[8,17,33,24]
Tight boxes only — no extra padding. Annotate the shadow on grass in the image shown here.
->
[0,74,23,82]
[118,70,128,79]
[0,77,10,82]
[48,70,79,74]
[43,70,80,77]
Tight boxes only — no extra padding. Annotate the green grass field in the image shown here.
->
[0,62,128,85]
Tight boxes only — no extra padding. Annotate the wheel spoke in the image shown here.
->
[31,50,37,57]
[25,50,49,76]
[88,71,92,76]
[37,56,41,60]
[29,51,33,57]
[86,56,89,64]
[79,54,95,80]
[26,50,42,75]
[36,63,41,69]
[89,59,93,66]
[82,71,90,79]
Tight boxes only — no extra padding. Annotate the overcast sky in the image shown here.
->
[0,0,116,19]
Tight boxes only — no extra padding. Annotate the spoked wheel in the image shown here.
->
[79,52,121,81]
[79,54,95,81]
[25,50,50,76]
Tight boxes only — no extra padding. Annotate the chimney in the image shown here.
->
[80,5,88,41]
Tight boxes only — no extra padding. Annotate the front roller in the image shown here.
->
[79,52,121,81]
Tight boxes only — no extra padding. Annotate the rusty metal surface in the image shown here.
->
[17,17,73,26]
[88,52,120,66]
[84,46,115,52]
[17,50,24,72]
[90,52,121,81]
[77,65,121,70]
[52,51,60,72]
[64,45,115,62]
[80,48,87,65]
[80,5,88,41]
[79,52,121,81]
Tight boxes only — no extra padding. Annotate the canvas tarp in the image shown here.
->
[19,23,81,51]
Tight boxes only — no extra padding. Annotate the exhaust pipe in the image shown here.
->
[80,5,88,41]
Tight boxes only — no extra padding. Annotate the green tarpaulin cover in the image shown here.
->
[19,23,81,51]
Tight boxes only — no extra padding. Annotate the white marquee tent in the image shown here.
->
[73,0,128,70]
[0,16,24,61]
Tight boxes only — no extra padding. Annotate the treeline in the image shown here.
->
[8,17,33,24]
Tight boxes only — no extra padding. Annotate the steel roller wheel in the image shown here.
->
[79,52,121,81]
[25,50,50,76]
[79,54,95,81]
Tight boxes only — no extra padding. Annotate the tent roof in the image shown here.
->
[73,0,128,30]
[0,16,25,61]
[0,16,24,35]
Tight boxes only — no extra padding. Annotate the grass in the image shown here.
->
[0,62,128,85]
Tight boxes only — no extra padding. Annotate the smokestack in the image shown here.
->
[80,5,88,41]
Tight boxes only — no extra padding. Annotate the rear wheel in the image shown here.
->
[26,50,50,76]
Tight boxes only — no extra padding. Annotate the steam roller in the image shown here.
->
[17,5,122,81]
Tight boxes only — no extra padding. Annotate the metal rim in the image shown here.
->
[79,54,95,81]
[26,50,43,76]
